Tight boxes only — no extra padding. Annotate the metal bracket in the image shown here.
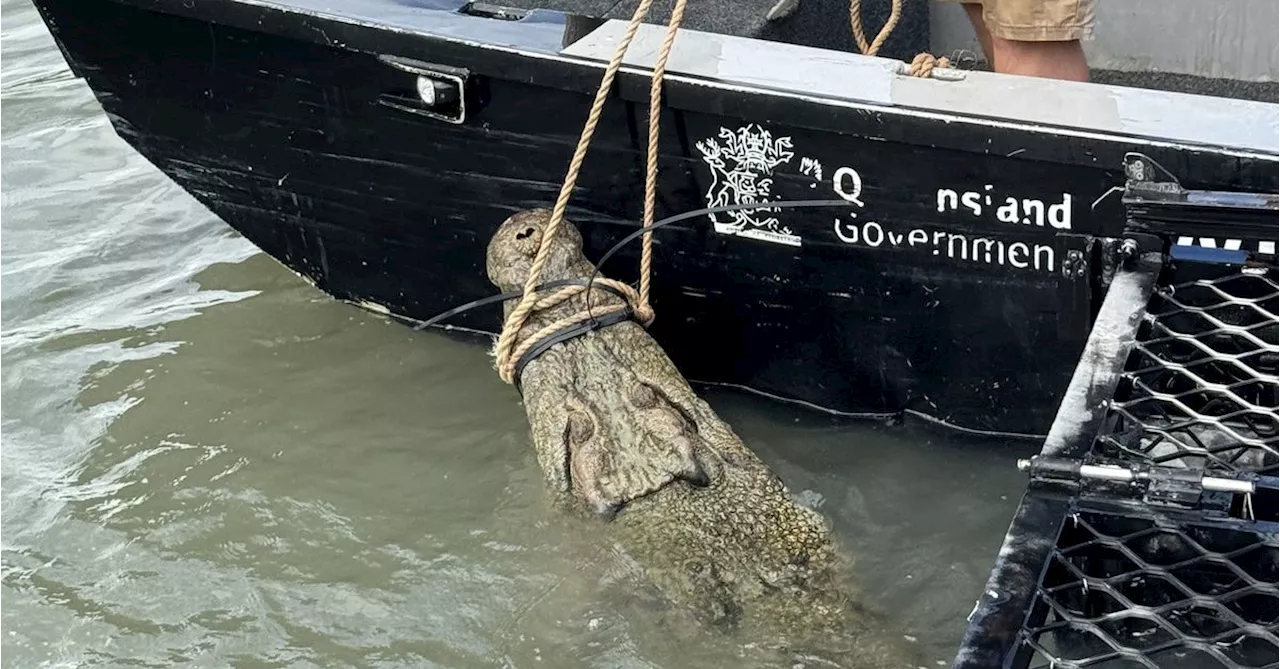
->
[1060,248,1088,279]
[458,2,529,20]
[1121,151,1279,266]
[1018,454,1256,494]
[1018,454,1256,509]
[1122,151,1184,198]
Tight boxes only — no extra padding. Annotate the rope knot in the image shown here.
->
[850,0,952,79]
[493,277,655,387]
[633,303,656,327]
[907,52,951,78]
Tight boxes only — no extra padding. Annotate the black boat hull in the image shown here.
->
[33,0,1279,437]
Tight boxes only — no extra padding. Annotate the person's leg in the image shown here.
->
[956,0,1093,82]
[959,3,995,67]
[988,36,1089,81]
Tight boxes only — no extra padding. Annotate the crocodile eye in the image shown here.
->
[509,223,544,256]
[629,383,658,409]
[567,410,594,444]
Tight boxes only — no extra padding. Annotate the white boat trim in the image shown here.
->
[561,21,1280,158]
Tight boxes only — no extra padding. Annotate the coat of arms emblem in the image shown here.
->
[695,124,800,247]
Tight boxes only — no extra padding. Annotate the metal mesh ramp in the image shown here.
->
[1021,505,1277,669]
[953,153,1279,669]
[1097,270,1278,476]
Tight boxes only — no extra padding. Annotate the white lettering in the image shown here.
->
[972,238,999,264]
[935,187,1074,231]
[1224,239,1243,251]
[1180,236,1264,254]
[862,221,885,247]
[1048,194,1072,230]
[1021,199,1044,226]
[834,218,859,244]
[835,224,1056,273]
[996,198,1019,223]
[1009,242,1029,268]
[833,167,864,206]
[1035,244,1054,271]
[937,189,958,213]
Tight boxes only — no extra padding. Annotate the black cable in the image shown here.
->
[511,307,634,395]
[581,198,855,322]
[415,198,858,328]
[411,277,628,331]
[410,199,1056,441]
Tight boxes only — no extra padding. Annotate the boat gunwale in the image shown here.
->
[564,20,1280,158]
[86,0,1280,164]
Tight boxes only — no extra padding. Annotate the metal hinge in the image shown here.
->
[1017,454,1255,509]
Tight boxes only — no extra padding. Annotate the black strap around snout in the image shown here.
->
[512,303,635,395]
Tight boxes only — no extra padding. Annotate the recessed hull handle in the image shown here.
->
[377,55,470,125]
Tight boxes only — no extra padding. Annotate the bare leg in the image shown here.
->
[989,38,1089,81]
[960,3,994,66]
[959,2,1090,82]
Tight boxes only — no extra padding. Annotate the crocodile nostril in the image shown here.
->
[516,226,537,240]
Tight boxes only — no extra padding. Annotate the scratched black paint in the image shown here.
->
[32,0,1279,436]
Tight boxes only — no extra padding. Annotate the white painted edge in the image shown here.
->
[563,18,901,106]
[562,21,1280,156]
[1039,268,1150,457]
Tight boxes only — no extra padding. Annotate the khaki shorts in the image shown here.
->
[940,0,1096,42]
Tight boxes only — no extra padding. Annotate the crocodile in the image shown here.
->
[486,209,919,667]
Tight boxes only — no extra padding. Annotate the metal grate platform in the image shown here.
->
[1096,271,1278,477]
[1022,504,1277,669]
[953,153,1279,669]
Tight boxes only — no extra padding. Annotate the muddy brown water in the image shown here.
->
[2,3,1034,666]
